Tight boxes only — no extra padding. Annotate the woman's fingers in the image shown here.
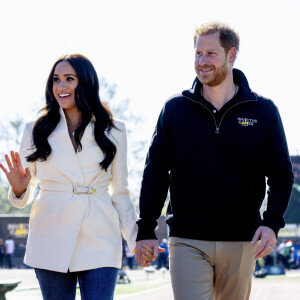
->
[1,151,27,182]
[142,244,154,261]
[3,151,23,172]
[15,152,22,168]
[142,249,153,260]
[0,163,9,176]
[142,244,154,254]
[24,167,30,177]
[4,154,13,170]
[0,152,30,196]
[142,254,151,263]
[24,167,31,183]
[10,151,17,168]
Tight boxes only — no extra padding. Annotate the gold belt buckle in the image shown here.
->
[73,186,96,194]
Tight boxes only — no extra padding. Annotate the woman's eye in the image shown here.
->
[53,77,59,82]
[67,77,74,81]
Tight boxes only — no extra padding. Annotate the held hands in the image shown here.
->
[0,151,31,198]
[135,239,166,267]
[251,226,276,260]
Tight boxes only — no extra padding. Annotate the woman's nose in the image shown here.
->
[58,82,67,90]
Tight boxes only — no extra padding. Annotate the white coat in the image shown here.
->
[8,108,138,272]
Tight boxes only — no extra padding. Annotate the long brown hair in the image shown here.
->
[26,54,117,171]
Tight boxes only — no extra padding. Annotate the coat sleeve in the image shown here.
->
[136,102,173,241]
[8,122,37,208]
[262,105,294,236]
[110,121,138,252]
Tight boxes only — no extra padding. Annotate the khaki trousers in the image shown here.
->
[169,237,257,300]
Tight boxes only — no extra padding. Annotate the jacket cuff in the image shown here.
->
[261,212,285,238]
[136,219,158,241]
[260,221,280,238]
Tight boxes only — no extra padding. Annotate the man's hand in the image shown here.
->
[135,239,166,267]
[251,226,276,260]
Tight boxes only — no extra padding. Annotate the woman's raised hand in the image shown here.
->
[0,151,31,198]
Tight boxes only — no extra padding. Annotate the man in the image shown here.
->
[5,236,15,269]
[135,21,294,300]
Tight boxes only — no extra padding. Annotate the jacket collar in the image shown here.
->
[182,68,258,104]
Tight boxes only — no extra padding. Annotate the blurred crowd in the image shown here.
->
[261,239,300,270]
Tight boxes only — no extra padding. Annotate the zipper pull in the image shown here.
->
[215,128,219,134]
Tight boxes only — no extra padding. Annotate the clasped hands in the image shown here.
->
[135,239,166,267]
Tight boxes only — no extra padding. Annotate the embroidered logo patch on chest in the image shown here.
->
[237,118,257,126]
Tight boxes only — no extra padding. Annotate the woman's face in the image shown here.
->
[52,61,79,112]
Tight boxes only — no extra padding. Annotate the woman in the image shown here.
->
[0,54,138,299]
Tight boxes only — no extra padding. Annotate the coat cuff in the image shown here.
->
[8,187,30,208]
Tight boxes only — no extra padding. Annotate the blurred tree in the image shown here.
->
[284,185,300,224]
[0,118,24,157]
[0,118,33,214]
[100,78,148,209]
[281,157,300,224]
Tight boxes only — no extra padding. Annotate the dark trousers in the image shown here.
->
[0,255,4,268]
[6,254,13,269]
[35,267,118,300]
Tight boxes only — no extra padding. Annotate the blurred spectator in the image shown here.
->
[264,246,275,266]
[277,240,293,269]
[0,239,5,268]
[5,236,15,269]
[292,239,300,268]
[125,245,135,270]
[285,240,294,269]
[157,239,169,270]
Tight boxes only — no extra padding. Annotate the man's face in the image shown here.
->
[194,32,230,87]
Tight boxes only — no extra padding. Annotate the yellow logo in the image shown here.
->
[15,224,28,237]
[241,119,249,126]
[237,118,257,126]
[7,223,29,238]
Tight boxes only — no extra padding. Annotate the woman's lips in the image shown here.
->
[59,93,71,99]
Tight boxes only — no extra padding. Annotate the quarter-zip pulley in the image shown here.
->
[183,96,256,134]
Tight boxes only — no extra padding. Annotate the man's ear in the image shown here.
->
[228,47,237,63]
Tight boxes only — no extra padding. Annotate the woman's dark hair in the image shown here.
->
[26,54,117,171]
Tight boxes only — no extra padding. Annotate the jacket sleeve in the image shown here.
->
[262,105,294,236]
[110,121,138,252]
[136,103,173,241]
[8,122,37,208]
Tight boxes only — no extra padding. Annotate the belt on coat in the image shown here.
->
[40,183,109,195]
[73,185,96,194]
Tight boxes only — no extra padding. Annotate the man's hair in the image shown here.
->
[193,21,240,55]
